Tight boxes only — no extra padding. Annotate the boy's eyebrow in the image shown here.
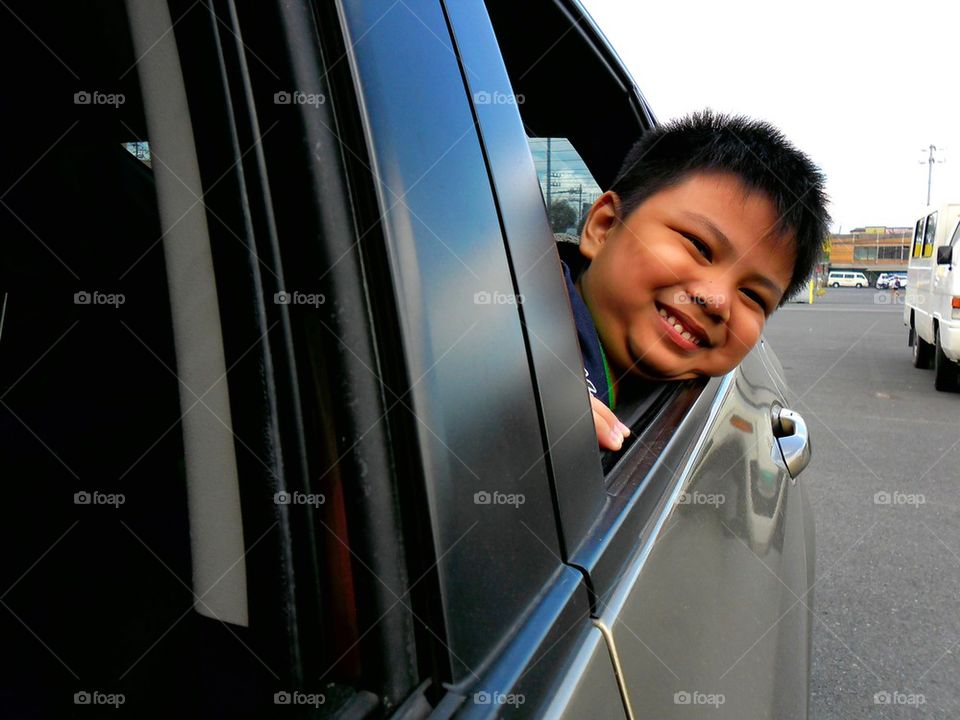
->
[680,211,785,298]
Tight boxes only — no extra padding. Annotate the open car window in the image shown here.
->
[482,0,702,470]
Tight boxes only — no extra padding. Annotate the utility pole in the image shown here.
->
[920,144,946,206]
[545,137,552,211]
[577,183,583,227]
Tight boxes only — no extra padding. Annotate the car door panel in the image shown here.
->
[596,348,810,719]
[453,567,619,719]
[337,0,594,693]
[539,627,628,720]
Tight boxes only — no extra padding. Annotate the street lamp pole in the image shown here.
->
[920,144,946,206]
[577,183,583,227]
[546,137,552,210]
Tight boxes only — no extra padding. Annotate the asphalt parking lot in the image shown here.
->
[765,287,960,719]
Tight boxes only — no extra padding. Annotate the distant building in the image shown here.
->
[848,226,912,235]
[826,226,912,279]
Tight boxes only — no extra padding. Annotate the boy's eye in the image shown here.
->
[681,232,712,260]
[740,288,768,312]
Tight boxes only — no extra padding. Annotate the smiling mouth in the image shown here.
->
[655,303,711,348]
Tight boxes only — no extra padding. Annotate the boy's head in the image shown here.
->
[576,109,830,382]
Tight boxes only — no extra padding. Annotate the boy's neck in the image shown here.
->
[576,274,622,401]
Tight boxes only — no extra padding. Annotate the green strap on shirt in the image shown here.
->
[598,341,616,411]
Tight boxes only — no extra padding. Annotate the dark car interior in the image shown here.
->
[0,2,276,715]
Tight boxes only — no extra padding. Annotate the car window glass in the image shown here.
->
[923,211,938,257]
[528,137,603,234]
[123,141,151,166]
[912,217,924,257]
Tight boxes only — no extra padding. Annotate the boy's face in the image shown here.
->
[577,171,795,382]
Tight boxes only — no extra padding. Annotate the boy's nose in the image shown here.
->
[688,286,731,323]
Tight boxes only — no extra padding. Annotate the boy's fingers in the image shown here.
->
[592,407,616,449]
[590,395,630,436]
[590,395,630,450]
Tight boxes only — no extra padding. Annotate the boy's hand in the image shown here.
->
[590,394,630,451]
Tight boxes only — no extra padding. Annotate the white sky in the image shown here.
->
[581,0,960,232]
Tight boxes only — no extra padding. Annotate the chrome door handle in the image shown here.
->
[771,405,811,478]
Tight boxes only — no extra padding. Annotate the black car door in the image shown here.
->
[215,0,630,717]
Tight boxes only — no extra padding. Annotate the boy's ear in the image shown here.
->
[579,190,622,260]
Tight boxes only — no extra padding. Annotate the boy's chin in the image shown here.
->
[618,358,696,383]
[624,337,741,381]
[620,343,702,381]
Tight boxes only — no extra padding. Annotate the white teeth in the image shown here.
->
[661,308,704,346]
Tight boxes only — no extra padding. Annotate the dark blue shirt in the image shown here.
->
[558,248,614,409]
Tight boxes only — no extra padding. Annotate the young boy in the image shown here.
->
[560,110,830,450]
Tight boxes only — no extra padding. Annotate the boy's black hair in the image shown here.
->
[609,109,830,306]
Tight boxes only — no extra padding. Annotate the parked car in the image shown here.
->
[0,0,816,717]
[827,270,869,287]
[904,204,960,391]
[876,273,907,289]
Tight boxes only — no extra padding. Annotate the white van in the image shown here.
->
[827,270,869,287]
[903,202,960,391]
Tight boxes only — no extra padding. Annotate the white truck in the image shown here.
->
[904,202,960,391]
